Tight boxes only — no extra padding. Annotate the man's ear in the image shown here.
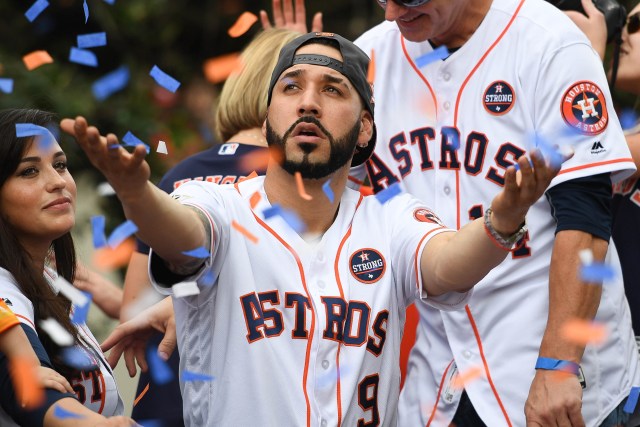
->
[358,111,374,147]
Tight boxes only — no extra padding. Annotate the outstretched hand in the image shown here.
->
[564,0,607,60]
[260,0,323,33]
[60,116,150,202]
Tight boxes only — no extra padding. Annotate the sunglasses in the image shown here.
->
[628,12,640,34]
[377,0,432,7]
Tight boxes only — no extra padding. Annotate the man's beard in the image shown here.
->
[265,116,360,179]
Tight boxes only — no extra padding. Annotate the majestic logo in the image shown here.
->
[561,81,608,136]
[218,143,239,155]
[591,141,606,154]
[413,208,445,226]
[483,81,515,115]
[349,249,386,284]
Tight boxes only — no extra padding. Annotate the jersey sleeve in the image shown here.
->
[385,194,471,310]
[533,41,635,185]
[0,300,19,335]
[0,272,36,332]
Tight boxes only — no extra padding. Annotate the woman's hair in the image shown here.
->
[215,28,301,142]
[0,108,80,373]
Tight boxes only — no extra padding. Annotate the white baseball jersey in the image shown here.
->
[355,0,639,425]
[149,176,468,427]
[0,267,124,425]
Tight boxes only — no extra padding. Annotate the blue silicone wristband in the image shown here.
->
[535,357,580,376]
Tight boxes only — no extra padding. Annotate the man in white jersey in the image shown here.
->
[354,0,640,425]
[62,32,562,426]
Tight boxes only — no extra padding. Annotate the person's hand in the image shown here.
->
[93,416,140,427]
[489,148,569,235]
[260,0,323,33]
[37,366,74,394]
[60,116,150,203]
[565,0,607,60]
[101,297,176,376]
[525,369,585,427]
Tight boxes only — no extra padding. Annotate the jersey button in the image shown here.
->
[322,360,330,369]
[321,419,328,427]
[442,72,451,81]
[443,186,451,195]
[463,350,472,359]
[317,280,326,289]
[443,101,451,110]
[316,252,325,263]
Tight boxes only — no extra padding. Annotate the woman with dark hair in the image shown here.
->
[0,108,135,427]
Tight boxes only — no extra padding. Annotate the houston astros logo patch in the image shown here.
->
[413,208,445,226]
[561,81,608,136]
[483,81,515,115]
[350,248,386,284]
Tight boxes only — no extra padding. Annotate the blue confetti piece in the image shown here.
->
[122,131,151,153]
[139,421,163,427]
[415,46,449,68]
[580,262,617,282]
[16,123,49,138]
[71,292,92,324]
[624,386,640,414]
[620,109,637,131]
[202,268,216,287]
[263,205,305,233]
[91,215,107,248]
[103,0,116,3]
[531,134,565,169]
[107,219,138,248]
[322,180,334,203]
[375,183,403,204]
[0,78,14,94]
[61,347,96,369]
[54,404,84,419]
[147,347,174,385]
[69,47,98,67]
[149,65,181,93]
[25,0,49,23]
[182,370,215,382]
[77,32,107,48]
[83,0,89,23]
[182,246,210,258]
[92,66,130,101]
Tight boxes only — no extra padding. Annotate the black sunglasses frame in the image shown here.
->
[377,0,432,8]
[628,12,640,34]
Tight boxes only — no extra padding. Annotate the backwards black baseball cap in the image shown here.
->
[267,32,376,167]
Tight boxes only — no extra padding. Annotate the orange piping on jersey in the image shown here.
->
[425,359,454,427]
[332,194,363,427]
[412,227,446,290]
[252,213,315,427]
[558,157,634,175]
[97,371,106,413]
[15,314,36,329]
[348,175,365,186]
[453,0,526,228]
[401,36,438,121]
[465,305,513,427]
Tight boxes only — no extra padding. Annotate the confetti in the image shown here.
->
[15,123,49,138]
[249,191,261,209]
[120,287,163,322]
[39,318,74,346]
[25,0,49,22]
[139,421,163,427]
[156,140,168,154]
[91,215,107,248]
[61,347,96,369]
[561,318,608,345]
[147,346,174,384]
[322,180,334,203]
[70,293,92,324]
[578,248,593,265]
[451,366,484,389]
[415,46,449,68]
[122,131,150,153]
[92,238,135,271]
[203,53,243,84]
[23,50,53,71]
[227,12,258,38]
[54,404,84,419]
[133,383,150,407]
[232,220,258,244]
[53,276,90,307]
[580,262,616,282]
[624,386,640,414]
[77,32,107,48]
[201,268,216,287]
[182,370,214,382]
[83,0,89,23]
[97,182,115,196]
[530,134,567,169]
[92,65,130,100]
[172,281,200,298]
[9,357,43,409]
[375,182,402,204]
[69,47,98,67]
[149,65,181,93]
[263,205,305,234]
[294,172,313,201]
[0,78,14,94]
[103,0,115,4]
[107,219,138,249]
[367,49,375,84]
[619,109,638,131]
[182,246,210,258]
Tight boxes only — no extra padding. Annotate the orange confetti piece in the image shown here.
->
[203,53,243,84]
[238,171,259,183]
[249,191,262,209]
[133,382,150,407]
[227,12,258,38]
[451,366,484,389]
[10,357,44,409]
[92,238,135,271]
[232,220,258,244]
[238,148,280,173]
[359,185,374,197]
[295,172,313,201]
[561,318,608,346]
[23,50,53,71]
[367,49,375,84]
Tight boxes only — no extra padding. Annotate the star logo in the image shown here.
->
[359,252,370,262]
[495,84,503,93]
